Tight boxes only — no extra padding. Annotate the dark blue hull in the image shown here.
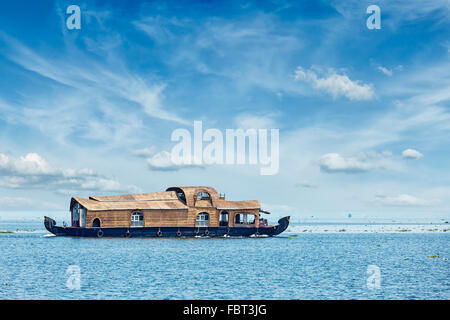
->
[44,216,290,238]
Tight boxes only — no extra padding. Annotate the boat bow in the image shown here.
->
[44,216,57,234]
[257,216,290,236]
[273,216,290,235]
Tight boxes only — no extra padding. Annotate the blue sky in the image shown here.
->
[0,0,449,220]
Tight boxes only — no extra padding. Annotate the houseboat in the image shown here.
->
[44,186,290,238]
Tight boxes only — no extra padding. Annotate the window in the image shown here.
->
[72,204,79,221]
[234,214,256,225]
[72,203,80,227]
[177,192,186,203]
[131,212,144,227]
[196,192,211,201]
[167,187,186,204]
[195,212,209,227]
[79,208,86,228]
[219,211,229,227]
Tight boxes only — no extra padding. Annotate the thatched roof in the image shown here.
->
[71,186,260,212]
[216,200,260,210]
[89,191,177,202]
[73,197,187,211]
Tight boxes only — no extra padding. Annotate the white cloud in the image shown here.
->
[0,152,61,177]
[234,113,278,129]
[0,153,140,194]
[402,149,424,159]
[10,153,54,175]
[146,151,204,171]
[318,151,391,173]
[374,194,439,207]
[295,66,374,100]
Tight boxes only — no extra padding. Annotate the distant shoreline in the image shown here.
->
[287,223,450,234]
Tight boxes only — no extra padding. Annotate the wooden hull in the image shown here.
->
[44,216,290,238]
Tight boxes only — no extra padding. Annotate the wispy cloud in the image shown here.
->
[0,34,188,125]
[134,12,304,94]
[295,181,318,189]
[374,194,439,207]
[133,15,187,44]
[234,113,278,129]
[378,66,393,77]
[130,146,158,158]
[328,0,449,28]
[377,65,402,77]
[0,196,63,210]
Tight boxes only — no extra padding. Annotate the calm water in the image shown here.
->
[0,221,449,299]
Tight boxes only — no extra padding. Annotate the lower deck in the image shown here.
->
[44,216,290,238]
